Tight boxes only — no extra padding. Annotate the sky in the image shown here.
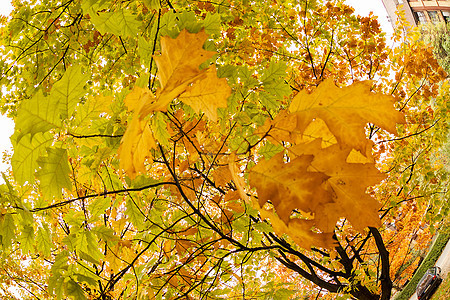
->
[0,0,14,179]
[0,0,394,177]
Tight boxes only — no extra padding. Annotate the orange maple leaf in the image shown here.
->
[289,140,384,233]
[249,153,332,224]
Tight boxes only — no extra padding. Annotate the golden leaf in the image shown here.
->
[249,153,332,224]
[154,29,215,91]
[289,140,384,232]
[118,86,156,178]
[289,79,405,153]
[179,66,230,121]
[119,30,230,177]
[229,154,335,249]
[139,29,219,117]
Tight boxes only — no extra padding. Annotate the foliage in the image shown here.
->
[0,0,448,299]
[421,22,450,75]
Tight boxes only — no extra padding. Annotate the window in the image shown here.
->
[414,11,427,24]
[428,11,440,23]
[443,11,450,23]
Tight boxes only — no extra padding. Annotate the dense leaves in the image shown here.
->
[0,0,448,299]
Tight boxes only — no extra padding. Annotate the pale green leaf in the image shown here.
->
[259,142,284,160]
[90,9,140,37]
[89,197,111,219]
[259,92,279,111]
[143,0,161,9]
[52,65,90,119]
[126,197,145,228]
[72,95,112,129]
[264,80,291,99]
[260,60,287,83]
[36,225,52,257]
[0,213,16,248]
[66,279,87,300]
[203,13,221,36]
[92,226,117,242]
[11,132,53,184]
[152,112,171,147]
[19,224,34,253]
[49,251,69,298]
[36,148,72,198]
[15,91,61,141]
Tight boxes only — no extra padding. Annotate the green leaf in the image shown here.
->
[260,60,286,83]
[15,91,61,141]
[76,231,91,254]
[11,132,53,184]
[19,224,34,254]
[76,231,102,264]
[138,36,155,63]
[152,112,171,148]
[36,148,72,198]
[66,279,87,300]
[259,142,284,160]
[177,11,203,33]
[72,95,112,129]
[92,225,117,242]
[259,92,279,111]
[49,251,69,298]
[89,197,111,219]
[143,0,161,9]
[51,65,90,119]
[0,213,16,248]
[81,0,110,11]
[126,197,145,228]
[73,273,97,289]
[36,225,52,257]
[264,79,291,99]
[90,9,141,37]
[203,13,221,36]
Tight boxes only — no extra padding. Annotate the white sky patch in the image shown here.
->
[344,0,394,37]
[0,1,14,183]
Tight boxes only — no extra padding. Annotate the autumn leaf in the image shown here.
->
[139,29,217,116]
[118,86,156,178]
[36,147,72,198]
[289,140,384,232]
[289,79,406,153]
[179,66,230,121]
[119,30,230,177]
[249,153,332,224]
[231,154,335,249]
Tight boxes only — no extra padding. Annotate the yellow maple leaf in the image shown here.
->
[154,29,216,91]
[289,79,405,153]
[118,86,156,178]
[179,66,230,121]
[119,30,230,178]
[139,29,225,117]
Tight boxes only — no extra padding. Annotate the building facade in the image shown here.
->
[381,0,450,27]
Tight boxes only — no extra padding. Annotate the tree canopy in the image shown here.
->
[0,0,448,299]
